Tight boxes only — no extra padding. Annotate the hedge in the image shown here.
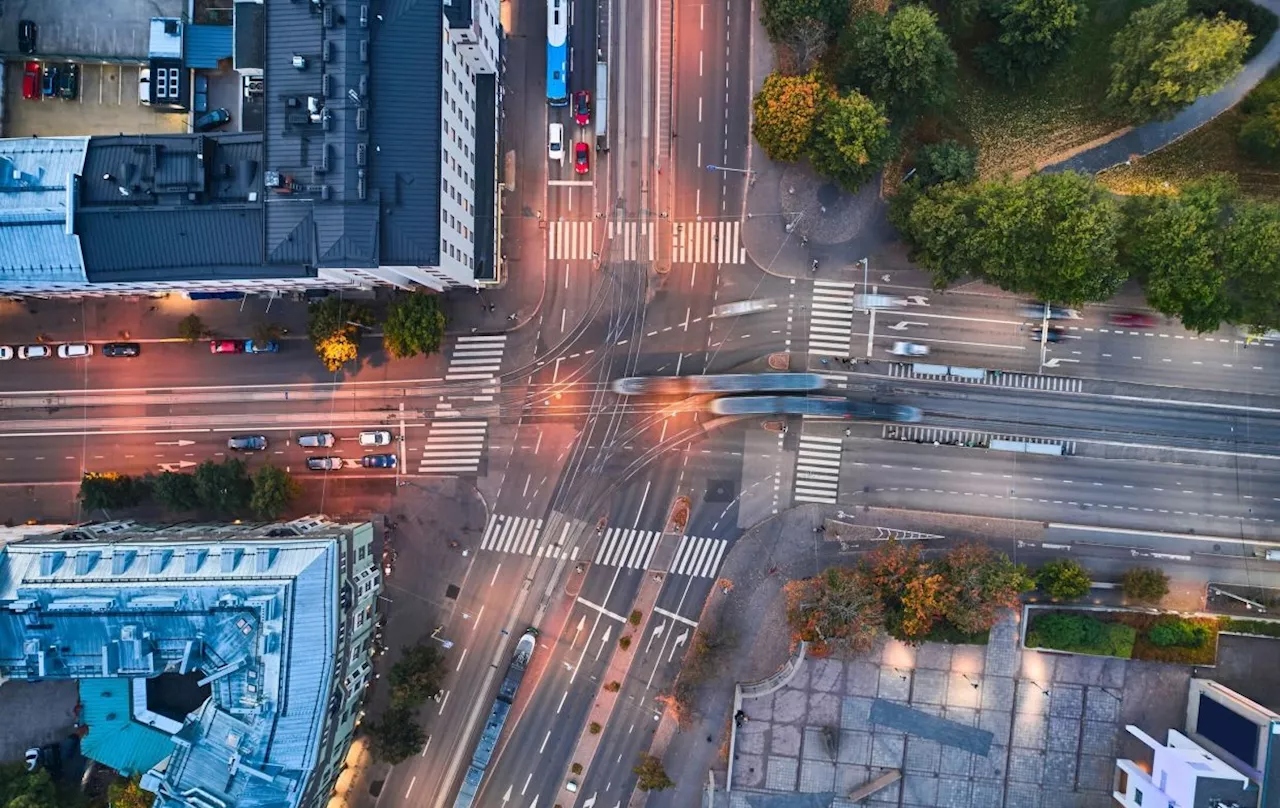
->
[1027,612,1136,658]
[1026,609,1221,663]
[1221,618,1280,638]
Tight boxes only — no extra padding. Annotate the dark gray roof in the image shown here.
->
[444,0,474,30]
[234,1,265,71]
[262,0,442,270]
[473,74,496,281]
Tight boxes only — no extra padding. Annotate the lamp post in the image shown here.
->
[706,164,756,179]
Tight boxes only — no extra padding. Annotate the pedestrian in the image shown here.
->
[488,303,496,312]
[470,326,478,333]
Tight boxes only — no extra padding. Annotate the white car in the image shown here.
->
[57,343,93,359]
[549,123,565,163]
[0,346,12,361]
[890,341,930,357]
[359,430,393,447]
[18,344,51,360]
[138,67,151,105]
[564,781,579,793]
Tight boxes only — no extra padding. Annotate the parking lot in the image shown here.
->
[0,0,186,61]
[3,61,189,137]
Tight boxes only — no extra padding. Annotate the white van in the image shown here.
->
[548,123,565,163]
[854,294,907,309]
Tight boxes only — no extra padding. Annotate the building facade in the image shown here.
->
[0,516,381,808]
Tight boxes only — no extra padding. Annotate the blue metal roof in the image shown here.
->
[0,138,90,285]
[186,24,234,69]
[79,679,175,777]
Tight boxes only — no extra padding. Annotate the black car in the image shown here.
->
[194,108,231,132]
[1030,325,1066,343]
[18,20,36,55]
[102,342,141,358]
[57,63,79,99]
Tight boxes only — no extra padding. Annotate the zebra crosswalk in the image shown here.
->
[607,220,657,262]
[594,528,662,570]
[794,433,843,504]
[444,334,506,383]
[417,334,506,474]
[669,536,728,578]
[479,515,575,557]
[548,221,595,260]
[418,420,489,474]
[809,280,858,358]
[672,220,746,265]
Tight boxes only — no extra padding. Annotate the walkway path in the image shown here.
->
[1043,1,1280,175]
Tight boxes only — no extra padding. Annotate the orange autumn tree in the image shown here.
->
[784,566,884,656]
[751,71,833,162]
[863,539,947,640]
[934,542,1032,634]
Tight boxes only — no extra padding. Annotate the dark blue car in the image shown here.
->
[227,435,268,451]
[361,453,397,468]
[244,340,279,354]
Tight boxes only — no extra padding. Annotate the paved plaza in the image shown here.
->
[728,615,1191,808]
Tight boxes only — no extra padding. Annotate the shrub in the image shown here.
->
[1121,567,1170,603]
[1222,618,1280,638]
[629,610,642,626]
[1035,559,1092,600]
[570,763,583,775]
[604,681,621,692]
[588,722,602,734]
[1148,616,1210,647]
[1027,612,1136,658]
[618,635,632,650]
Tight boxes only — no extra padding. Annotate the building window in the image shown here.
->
[1134,790,1142,806]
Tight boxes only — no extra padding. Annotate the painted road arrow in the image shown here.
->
[668,628,690,661]
[571,615,586,649]
[887,321,928,331]
[502,786,511,806]
[905,295,930,306]
[645,621,667,653]
[157,461,197,471]
[596,626,612,661]
[155,439,196,447]
[1042,358,1080,368]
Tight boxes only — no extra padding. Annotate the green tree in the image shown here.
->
[150,470,202,511]
[752,71,831,162]
[1035,558,1092,600]
[0,765,58,808]
[1124,177,1235,332]
[1223,199,1280,329]
[106,777,153,808]
[1148,616,1210,647]
[1238,74,1280,162]
[80,472,149,512]
[389,643,448,707]
[633,753,675,792]
[250,465,300,519]
[863,540,948,639]
[891,172,1126,303]
[193,458,252,515]
[307,296,374,373]
[1108,0,1250,119]
[935,543,1033,634]
[1121,566,1171,603]
[979,0,1083,84]
[914,140,978,186]
[177,313,208,343]
[760,0,850,42]
[383,293,447,359]
[365,705,426,764]
[808,90,894,191]
[835,5,957,117]
[784,566,885,655]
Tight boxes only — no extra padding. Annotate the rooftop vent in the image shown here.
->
[321,72,331,97]
[358,73,368,96]
[323,5,334,26]
[359,39,368,62]
[356,107,367,131]
[356,142,367,166]
[317,145,330,174]
[292,54,308,70]
[360,4,369,26]
[308,96,323,123]
[323,40,332,62]
[357,168,367,200]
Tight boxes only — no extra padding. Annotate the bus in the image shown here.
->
[611,373,827,396]
[546,0,569,107]
[708,396,922,422]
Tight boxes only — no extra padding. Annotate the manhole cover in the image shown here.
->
[816,182,841,207]
[369,780,384,797]
[705,479,735,503]
[445,584,460,600]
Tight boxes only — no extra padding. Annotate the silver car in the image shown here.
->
[298,432,336,448]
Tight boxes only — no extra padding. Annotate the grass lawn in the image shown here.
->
[952,0,1150,178]
[1097,104,1280,200]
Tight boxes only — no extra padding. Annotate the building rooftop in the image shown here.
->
[186,24,234,70]
[0,137,90,285]
[234,1,265,72]
[149,18,184,60]
[79,678,175,777]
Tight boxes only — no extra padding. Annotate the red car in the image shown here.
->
[574,142,590,175]
[1110,312,1157,328]
[209,339,243,354]
[573,91,591,127]
[22,62,40,100]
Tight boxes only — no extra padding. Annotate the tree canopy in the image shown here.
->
[1121,567,1171,603]
[633,753,675,792]
[1238,73,1280,162]
[978,0,1083,84]
[150,470,202,511]
[307,296,374,373]
[249,465,300,520]
[107,777,154,808]
[891,171,1126,303]
[835,5,956,117]
[808,90,894,191]
[784,566,884,655]
[752,71,831,162]
[914,140,979,187]
[389,643,448,707]
[80,472,149,512]
[1035,558,1092,599]
[1108,0,1250,120]
[177,313,208,343]
[193,458,253,515]
[383,293,447,359]
[760,0,850,41]
[0,765,58,808]
[366,705,425,764]
[933,543,1033,634]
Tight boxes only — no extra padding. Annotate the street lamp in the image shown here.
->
[430,625,454,650]
[1029,681,1051,696]
[961,673,980,689]
[706,164,756,178]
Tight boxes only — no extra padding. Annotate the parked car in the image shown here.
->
[306,456,344,471]
[57,343,93,359]
[24,748,38,773]
[0,346,12,361]
[102,342,141,358]
[138,67,152,105]
[361,453,397,468]
[573,91,591,127]
[194,108,231,132]
[18,20,36,54]
[358,430,393,447]
[298,432,336,448]
[1110,312,1157,328]
[57,64,79,99]
[210,340,243,354]
[41,64,58,97]
[244,339,279,354]
[1030,325,1066,343]
[548,122,564,163]
[890,341,930,357]
[18,345,51,360]
[22,62,40,99]
[574,142,590,175]
[227,435,267,451]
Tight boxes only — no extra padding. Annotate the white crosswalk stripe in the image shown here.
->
[794,433,843,504]
[445,334,507,381]
[809,280,857,358]
[607,220,657,262]
[887,362,1083,393]
[668,536,728,578]
[593,528,662,570]
[418,420,488,474]
[672,220,747,265]
[478,514,572,557]
[548,221,595,260]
